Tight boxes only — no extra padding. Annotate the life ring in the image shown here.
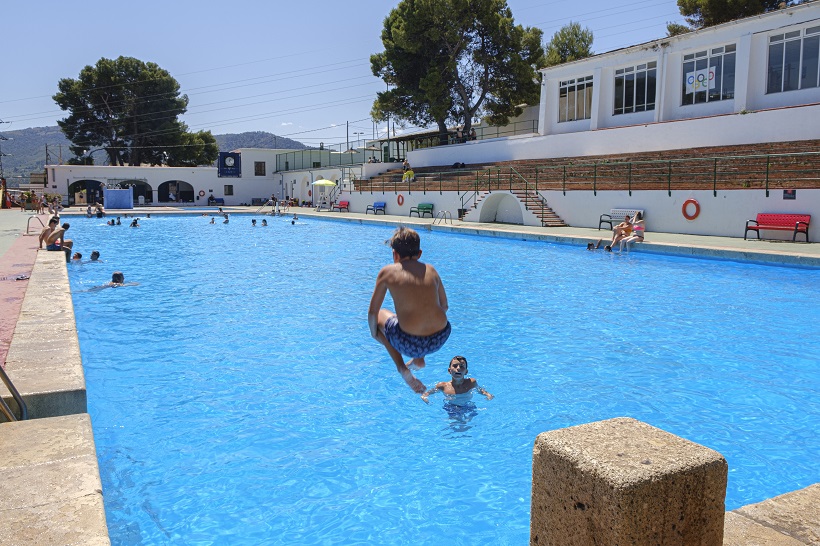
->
[397,194,405,206]
[682,198,700,220]
[198,190,205,197]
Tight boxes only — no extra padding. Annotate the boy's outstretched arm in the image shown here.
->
[421,383,443,404]
[476,384,494,401]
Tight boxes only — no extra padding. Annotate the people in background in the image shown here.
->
[130,218,140,227]
[72,252,82,261]
[620,212,645,251]
[261,219,268,226]
[90,251,101,262]
[252,219,257,226]
[42,221,73,262]
[606,215,632,251]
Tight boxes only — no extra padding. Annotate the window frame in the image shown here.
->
[767,25,820,94]
[224,185,234,196]
[254,161,266,176]
[681,43,737,106]
[557,75,594,123]
[613,61,657,115]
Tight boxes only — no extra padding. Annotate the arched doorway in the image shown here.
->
[158,180,194,203]
[124,180,154,205]
[478,193,525,224]
[68,179,105,207]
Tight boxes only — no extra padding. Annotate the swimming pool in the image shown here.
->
[67,214,820,545]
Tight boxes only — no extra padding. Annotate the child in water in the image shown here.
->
[421,355,493,404]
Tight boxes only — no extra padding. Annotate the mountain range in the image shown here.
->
[0,126,307,183]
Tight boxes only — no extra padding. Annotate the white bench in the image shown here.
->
[599,209,644,230]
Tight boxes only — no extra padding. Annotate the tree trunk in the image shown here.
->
[437,120,449,146]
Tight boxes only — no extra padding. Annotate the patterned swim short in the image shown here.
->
[383,316,451,358]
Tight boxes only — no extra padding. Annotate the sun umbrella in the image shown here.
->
[312,179,336,186]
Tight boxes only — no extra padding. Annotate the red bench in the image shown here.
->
[744,213,810,242]
[331,200,349,212]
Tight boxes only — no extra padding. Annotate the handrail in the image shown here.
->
[26,215,45,235]
[359,149,820,196]
[254,199,274,214]
[433,210,452,225]
[0,365,28,421]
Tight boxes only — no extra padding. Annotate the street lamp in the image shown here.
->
[82,149,107,165]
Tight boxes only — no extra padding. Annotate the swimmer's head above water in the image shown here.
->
[449,355,468,376]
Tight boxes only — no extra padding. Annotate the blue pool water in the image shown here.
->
[67,214,820,545]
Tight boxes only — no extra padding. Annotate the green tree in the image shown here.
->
[666,22,693,36]
[544,22,593,67]
[371,0,545,142]
[53,56,218,167]
[676,0,783,28]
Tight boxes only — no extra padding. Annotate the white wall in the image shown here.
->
[337,186,819,240]
[408,102,820,168]
[539,188,820,240]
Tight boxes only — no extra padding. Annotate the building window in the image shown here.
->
[224,185,234,196]
[558,75,593,122]
[681,44,736,105]
[767,26,820,94]
[614,62,657,115]
[254,161,266,176]
[312,161,321,168]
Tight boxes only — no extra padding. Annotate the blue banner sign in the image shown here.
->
[218,152,241,178]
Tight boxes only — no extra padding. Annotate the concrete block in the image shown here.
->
[531,417,727,546]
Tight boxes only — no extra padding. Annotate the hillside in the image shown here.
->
[0,127,307,184]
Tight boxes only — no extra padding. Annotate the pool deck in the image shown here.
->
[1,207,818,545]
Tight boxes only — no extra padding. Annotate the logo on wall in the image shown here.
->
[218,152,241,178]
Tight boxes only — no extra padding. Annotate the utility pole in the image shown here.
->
[0,121,11,179]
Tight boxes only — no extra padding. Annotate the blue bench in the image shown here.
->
[366,202,386,214]
[211,198,225,206]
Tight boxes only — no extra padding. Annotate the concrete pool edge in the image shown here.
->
[235,208,820,268]
[0,250,110,545]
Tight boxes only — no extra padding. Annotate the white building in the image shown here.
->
[412,2,820,167]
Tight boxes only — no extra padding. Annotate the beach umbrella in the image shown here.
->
[312,179,336,186]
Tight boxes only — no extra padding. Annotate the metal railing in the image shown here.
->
[1,366,28,421]
[355,151,820,197]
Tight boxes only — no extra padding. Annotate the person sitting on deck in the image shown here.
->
[606,215,632,251]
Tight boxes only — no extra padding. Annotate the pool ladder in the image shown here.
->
[0,365,28,421]
[26,215,45,235]
[433,210,453,225]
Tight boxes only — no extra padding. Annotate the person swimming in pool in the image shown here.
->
[421,355,493,404]
[368,226,450,393]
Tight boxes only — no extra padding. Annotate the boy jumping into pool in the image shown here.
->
[369,226,450,394]
[421,355,493,404]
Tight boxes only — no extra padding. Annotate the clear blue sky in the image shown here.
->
[0,0,684,148]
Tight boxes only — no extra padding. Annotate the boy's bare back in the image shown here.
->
[376,259,447,336]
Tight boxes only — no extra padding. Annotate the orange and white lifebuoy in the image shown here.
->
[397,194,405,206]
[198,190,206,197]
[682,198,700,220]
